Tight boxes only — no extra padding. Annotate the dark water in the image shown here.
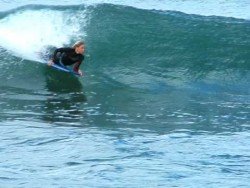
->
[0,2,250,187]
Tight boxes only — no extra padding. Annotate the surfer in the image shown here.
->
[48,41,85,76]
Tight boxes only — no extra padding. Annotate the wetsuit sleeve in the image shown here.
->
[52,47,72,60]
[73,55,84,72]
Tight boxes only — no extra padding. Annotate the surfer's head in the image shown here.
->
[73,41,85,54]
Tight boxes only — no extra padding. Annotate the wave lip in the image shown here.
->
[0,0,250,19]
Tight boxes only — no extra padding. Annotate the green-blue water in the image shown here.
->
[0,1,249,187]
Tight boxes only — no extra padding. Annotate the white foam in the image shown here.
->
[0,0,250,19]
[0,9,86,61]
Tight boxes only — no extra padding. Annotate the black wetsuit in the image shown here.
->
[52,47,84,72]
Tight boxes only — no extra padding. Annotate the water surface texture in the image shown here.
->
[0,0,249,187]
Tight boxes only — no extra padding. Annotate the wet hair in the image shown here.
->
[72,41,84,49]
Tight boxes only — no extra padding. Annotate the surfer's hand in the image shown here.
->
[78,70,83,76]
[48,60,54,66]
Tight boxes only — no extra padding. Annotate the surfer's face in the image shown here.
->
[76,45,85,54]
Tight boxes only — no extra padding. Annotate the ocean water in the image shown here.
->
[0,0,249,187]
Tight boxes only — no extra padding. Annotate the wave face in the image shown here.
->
[0,4,249,91]
[85,4,250,91]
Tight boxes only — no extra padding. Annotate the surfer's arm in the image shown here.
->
[73,61,82,72]
[73,55,84,73]
[73,62,83,76]
[52,47,72,61]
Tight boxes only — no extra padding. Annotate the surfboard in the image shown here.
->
[46,61,81,76]
[38,52,81,77]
